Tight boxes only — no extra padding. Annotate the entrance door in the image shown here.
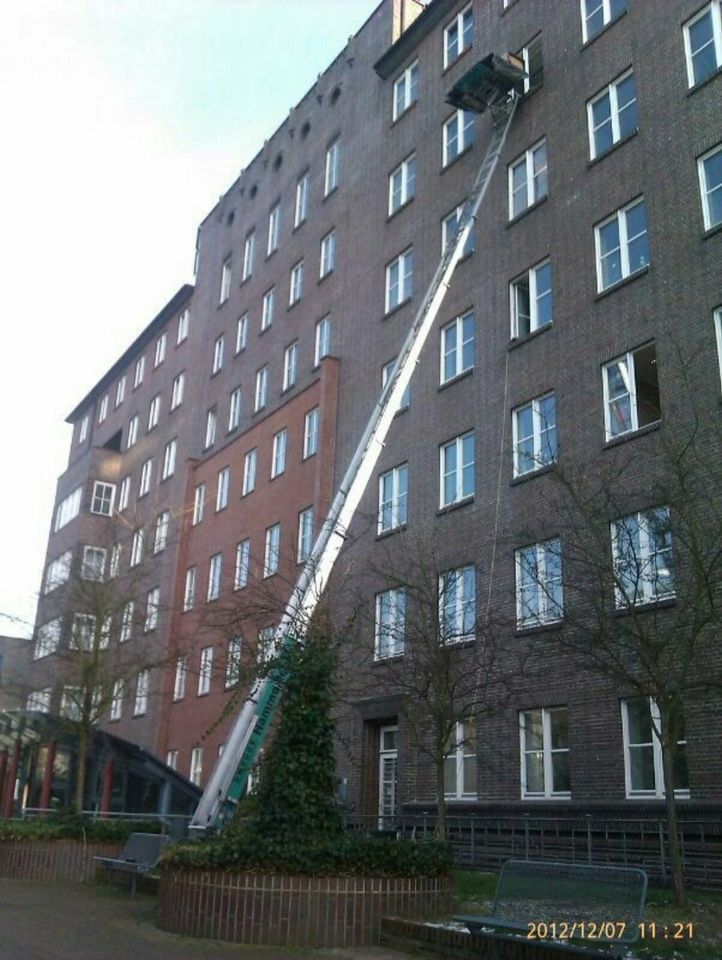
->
[378,725,398,829]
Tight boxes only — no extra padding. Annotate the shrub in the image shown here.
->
[0,810,162,842]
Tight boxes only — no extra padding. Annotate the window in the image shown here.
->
[27,689,52,713]
[385,247,413,312]
[698,144,722,230]
[212,466,230,511]
[173,657,187,701]
[144,587,160,631]
[378,463,408,533]
[129,529,144,568]
[289,261,304,305]
[440,312,474,384]
[393,59,419,120]
[148,394,161,431]
[61,687,82,721]
[254,367,268,412]
[120,601,134,642]
[198,647,213,695]
[126,415,139,449]
[595,197,649,291]
[283,342,298,390]
[34,619,61,659]
[439,565,476,643]
[118,476,131,512]
[190,747,203,785]
[440,432,474,507]
[515,538,564,627]
[81,545,106,581]
[91,481,115,516]
[98,395,108,424]
[509,139,548,219]
[207,553,223,601]
[375,588,406,659]
[588,70,638,160]
[444,721,477,799]
[134,356,145,389]
[110,680,124,721]
[71,613,108,651]
[235,539,250,589]
[612,507,674,607]
[242,449,257,495]
[683,2,722,87]
[297,507,314,563]
[54,487,82,531]
[520,707,570,798]
[303,407,320,458]
[134,670,149,715]
[261,287,275,331]
[442,203,475,257]
[228,387,242,431]
[226,638,243,688]
[171,372,185,410]
[204,408,217,448]
[78,415,89,444]
[183,567,196,611]
[44,551,73,593]
[602,343,660,440]
[325,139,340,195]
[511,259,553,338]
[177,308,190,343]
[320,230,336,277]
[512,393,557,476]
[236,314,248,353]
[154,333,166,368]
[212,335,224,374]
[161,438,177,480]
[295,174,308,227]
[443,3,473,68]
[382,358,410,411]
[115,376,126,408]
[220,257,232,303]
[166,750,178,770]
[271,429,287,478]
[264,523,281,577]
[389,154,416,216]
[521,34,544,93]
[715,308,722,391]
[443,110,475,166]
[267,203,280,256]
[581,0,628,43]
[154,510,170,553]
[109,543,122,578]
[621,698,689,798]
[314,316,331,366]
[242,232,255,281]
[192,483,206,525]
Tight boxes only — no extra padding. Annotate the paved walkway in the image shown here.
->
[0,879,409,960]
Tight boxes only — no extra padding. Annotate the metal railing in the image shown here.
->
[20,808,193,838]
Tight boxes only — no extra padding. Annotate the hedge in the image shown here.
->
[0,811,163,842]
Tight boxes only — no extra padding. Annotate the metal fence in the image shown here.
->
[21,808,193,839]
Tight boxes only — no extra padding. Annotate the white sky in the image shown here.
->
[0,0,381,637]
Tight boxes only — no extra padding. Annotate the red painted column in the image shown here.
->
[2,739,22,819]
[0,750,8,818]
[100,759,114,817]
[39,741,57,811]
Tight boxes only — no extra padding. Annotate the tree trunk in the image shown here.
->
[435,756,447,842]
[660,723,687,908]
[74,726,89,814]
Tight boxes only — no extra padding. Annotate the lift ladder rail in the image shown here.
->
[191,90,519,833]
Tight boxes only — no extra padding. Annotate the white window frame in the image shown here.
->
[27,689,52,713]
[110,679,124,721]
[34,619,62,659]
[512,393,558,477]
[78,415,89,444]
[98,395,108,423]
[443,3,473,69]
[190,747,203,785]
[443,110,475,167]
[166,750,178,770]
[207,553,223,601]
[324,139,340,195]
[303,407,319,459]
[375,588,406,659]
[314,316,331,367]
[271,429,287,479]
[216,466,230,511]
[510,259,553,339]
[242,449,257,495]
[621,697,689,799]
[297,507,314,563]
[226,638,242,688]
[144,587,160,631]
[393,59,419,121]
[611,507,674,608]
[508,139,548,219]
[683,1,722,88]
[120,601,134,642]
[81,545,106,581]
[519,707,571,799]
[242,232,255,281]
[235,539,250,589]
[228,386,242,431]
[126,415,139,449]
[54,487,83,531]
[205,408,217,449]
[382,358,410,411]
[129,528,144,568]
[320,230,336,277]
[289,261,304,305]
[385,247,413,313]
[161,438,177,480]
[715,307,722,392]
[154,333,166,368]
[442,203,474,257]
[134,670,149,715]
[294,174,308,228]
[594,197,649,292]
[581,0,628,44]
[115,376,126,408]
[261,287,275,331]
[587,69,638,160]
[91,481,115,516]
[439,431,475,508]
[177,308,190,344]
[254,367,268,412]
[698,143,722,231]
[220,257,232,304]
[264,523,281,578]
[267,203,280,256]
[44,551,73,594]
[602,344,660,441]
[212,335,224,374]
[283,342,298,391]
[173,656,187,701]
[444,720,477,800]
[378,463,408,534]
[117,476,130,512]
[148,394,161,431]
[134,356,145,389]
[236,314,248,353]
[438,565,476,644]
[440,311,474,384]
[171,372,185,411]
[192,483,206,525]
[183,566,196,611]
[389,154,416,215]
[515,538,564,628]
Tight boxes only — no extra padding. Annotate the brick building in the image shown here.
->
[14,0,722,826]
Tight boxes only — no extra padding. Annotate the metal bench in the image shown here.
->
[455,860,647,957]
[94,832,170,896]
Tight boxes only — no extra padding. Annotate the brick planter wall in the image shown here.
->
[0,840,122,883]
[158,870,453,947]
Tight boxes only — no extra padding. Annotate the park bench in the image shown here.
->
[94,832,170,896]
[455,859,647,957]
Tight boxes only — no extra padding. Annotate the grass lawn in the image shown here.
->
[451,870,722,959]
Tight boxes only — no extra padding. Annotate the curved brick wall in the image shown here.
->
[158,870,452,947]
[0,840,122,883]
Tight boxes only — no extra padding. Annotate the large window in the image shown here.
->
[267,203,280,256]
[161,438,177,480]
[242,231,254,281]
[440,432,474,507]
[303,407,320,458]
[439,565,476,644]
[118,476,130,512]
[271,429,287,478]
[254,367,268,412]
[154,333,166,368]
[110,680,124,721]
[235,539,250,589]
[508,140,548,219]
[587,70,638,159]
[683,2,722,87]
[715,307,722,391]
[204,408,217,449]
[515,538,563,628]
[595,197,649,291]
[154,511,170,554]
[315,316,331,366]
[375,588,406,659]
[443,110,475,166]
[198,647,213,696]
[444,721,477,799]
[283,342,298,390]
[621,698,689,798]
[320,230,336,277]
[378,463,408,533]
[510,259,552,338]
[602,343,660,440]
[325,138,340,195]
[148,394,161,431]
[219,258,232,304]
[289,261,304,305]
[134,670,149,715]
[171,372,185,410]
[192,483,206,525]
[34,619,61,659]
[216,466,230,510]
[212,335,224,374]
[294,174,308,228]
[228,386,242,431]
[611,507,674,607]
[133,356,145,389]
[393,59,418,120]
[242,449,257,495]
[520,33,544,93]
[207,553,223,601]
[440,312,474,384]
[236,314,248,353]
[581,0,628,44]
[54,487,82,531]
[262,287,275,330]
[144,587,160,631]
[44,551,72,593]
[226,638,242,688]
[115,375,126,407]
[183,567,196,611]
[297,507,314,563]
[443,3,473,68]
[698,144,722,230]
[120,602,134,642]
[382,358,410,411]
[385,248,413,313]
[177,308,190,343]
[190,747,203,785]
[81,545,106,581]
[264,523,281,577]
[512,393,557,476]
[173,656,187,701]
[520,707,570,798]
[389,154,416,215]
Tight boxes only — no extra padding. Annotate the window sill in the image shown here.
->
[594,265,649,300]
[603,419,661,449]
[702,220,722,241]
[441,44,473,78]
[376,523,407,542]
[507,194,549,227]
[390,98,417,129]
[384,296,413,320]
[373,653,405,665]
[387,196,415,222]
[318,268,334,285]
[614,596,676,617]
[588,129,639,168]
[580,8,628,50]
[500,0,519,13]
[514,619,563,638]
[441,142,474,175]
[292,219,307,234]
[265,249,278,263]
[239,275,252,288]
[436,495,474,517]
[522,794,571,802]
[625,792,690,801]
[686,65,722,97]
[509,322,552,351]
[510,463,556,486]
[287,299,301,313]
[322,185,338,203]
[438,367,474,392]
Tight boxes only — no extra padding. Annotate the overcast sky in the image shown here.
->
[0,0,381,637]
